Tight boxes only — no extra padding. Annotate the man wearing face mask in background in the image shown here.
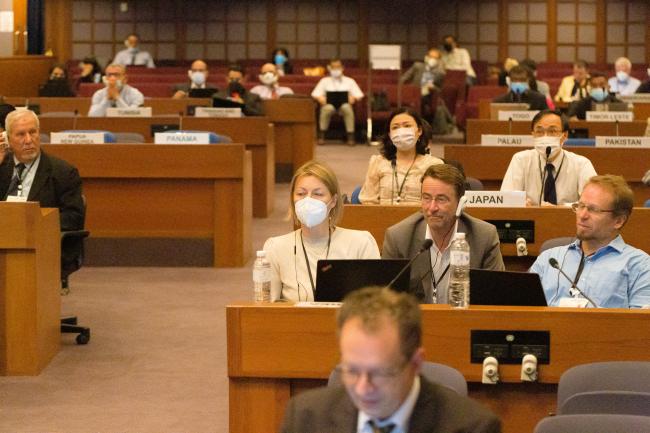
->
[608,57,640,96]
[383,164,505,303]
[501,110,597,206]
[493,66,549,110]
[440,35,477,86]
[171,59,218,99]
[112,33,155,68]
[311,59,364,145]
[88,64,144,117]
[567,72,622,121]
[213,64,263,116]
[400,48,446,94]
[250,63,294,100]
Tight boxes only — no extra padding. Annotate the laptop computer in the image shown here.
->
[326,91,349,109]
[38,82,75,97]
[188,88,217,98]
[469,269,547,306]
[314,259,410,302]
[212,96,245,109]
[489,102,530,120]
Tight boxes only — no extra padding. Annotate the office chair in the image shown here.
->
[60,196,91,345]
[328,361,468,396]
[539,236,575,253]
[560,391,650,416]
[534,414,650,433]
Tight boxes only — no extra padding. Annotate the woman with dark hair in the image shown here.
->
[271,47,293,75]
[78,57,103,83]
[359,108,443,204]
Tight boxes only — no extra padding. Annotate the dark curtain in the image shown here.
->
[27,0,44,54]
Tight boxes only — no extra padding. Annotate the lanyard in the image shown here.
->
[392,155,417,203]
[572,249,586,289]
[15,161,36,197]
[300,228,331,293]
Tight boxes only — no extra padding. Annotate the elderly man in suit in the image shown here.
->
[281,287,501,433]
[383,164,505,303]
[1,109,83,231]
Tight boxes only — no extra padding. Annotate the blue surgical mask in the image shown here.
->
[616,71,629,82]
[510,82,529,94]
[274,54,287,65]
[590,88,608,102]
[190,71,206,86]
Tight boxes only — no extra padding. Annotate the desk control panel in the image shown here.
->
[470,330,550,364]
[486,220,535,244]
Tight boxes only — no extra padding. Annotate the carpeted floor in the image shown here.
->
[0,143,406,433]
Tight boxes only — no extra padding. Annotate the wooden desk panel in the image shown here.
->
[466,119,648,144]
[42,144,252,267]
[0,56,55,97]
[227,303,650,433]
[444,145,650,206]
[0,204,60,375]
[262,98,316,180]
[338,204,650,255]
[39,116,273,218]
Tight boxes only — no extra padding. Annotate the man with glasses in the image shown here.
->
[530,175,650,308]
[501,109,596,206]
[382,164,504,303]
[88,64,144,117]
[281,287,501,433]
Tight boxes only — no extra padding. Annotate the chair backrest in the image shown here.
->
[465,177,483,191]
[534,414,650,433]
[560,391,650,416]
[113,132,146,143]
[350,185,362,204]
[539,236,575,253]
[557,362,650,412]
[328,361,468,396]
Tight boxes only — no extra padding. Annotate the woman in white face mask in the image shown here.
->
[262,161,380,302]
[359,109,443,205]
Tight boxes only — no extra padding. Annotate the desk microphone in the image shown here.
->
[549,258,598,308]
[387,239,433,289]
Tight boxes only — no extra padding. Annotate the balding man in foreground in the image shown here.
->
[172,59,218,99]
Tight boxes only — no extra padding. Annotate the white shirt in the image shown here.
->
[263,227,380,301]
[500,148,597,205]
[9,154,40,199]
[425,223,456,304]
[311,75,364,99]
[249,84,294,100]
[441,48,476,78]
[608,76,641,96]
[112,48,155,68]
[357,376,420,433]
[88,84,145,117]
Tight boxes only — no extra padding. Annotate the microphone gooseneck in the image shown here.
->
[548,258,598,307]
[545,145,551,161]
[387,239,434,289]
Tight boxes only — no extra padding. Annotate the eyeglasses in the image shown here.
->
[421,195,451,206]
[571,202,615,214]
[532,127,563,137]
[335,361,408,386]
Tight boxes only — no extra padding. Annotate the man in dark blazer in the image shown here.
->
[493,65,548,111]
[281,287,501,433]
[383,164,504,303]
[171,59,218,99]
[1,109,84,232]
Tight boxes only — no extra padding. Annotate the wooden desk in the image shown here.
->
[0,204,60,375]
[227,303,650,433]
[39,116,273,218]
[444,145,650,206]
[42,144,252,267]
[339,204,650,256]
[0,56,55,97]
[466,119,648,144]
[262,98,316,182]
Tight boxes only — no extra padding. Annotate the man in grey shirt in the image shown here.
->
[88,64,144,117]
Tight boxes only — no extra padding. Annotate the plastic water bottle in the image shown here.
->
[253,250,271,302]
[448,232,470,308]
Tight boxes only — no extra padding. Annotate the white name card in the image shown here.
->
[595,136,650,148]
[585,111,633,122]
[481,134,534,146]
[106,106,152,117]
[154,132,211,145]
[619,94,650,103]
[465,191,526,207]
[497,110,539,121]
[50,132,105,144]
[194,107,242,118]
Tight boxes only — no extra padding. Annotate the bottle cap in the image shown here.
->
[454,232,466,240]
[256,250,266,258]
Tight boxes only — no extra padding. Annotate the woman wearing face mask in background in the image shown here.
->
[358,109,443,205]
[263,161,380,301]
[270,48,293,75]
[501,109,597,206]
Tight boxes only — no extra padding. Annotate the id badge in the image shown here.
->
[6,195,28,202]
[558,297,589,308]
